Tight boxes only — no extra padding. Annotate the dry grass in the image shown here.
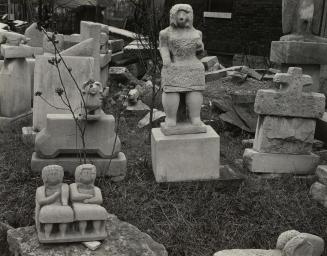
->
[0,106,326,256]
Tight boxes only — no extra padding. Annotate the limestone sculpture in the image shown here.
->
[281,0,327,42]
[81,79,109,120]
[70,164,108,237]
[214,230,324,256]
[0,29,29,45]
[35,165,74,242]
[159,4,206,135]
[35,164,108,243]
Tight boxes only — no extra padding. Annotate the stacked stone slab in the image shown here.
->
[243,67,325,174]
[0,43,34,129]
[31,113,127,181]
[310,165,327,207]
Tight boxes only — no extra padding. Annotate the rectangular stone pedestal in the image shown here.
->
[243,148,319,175]
[151,126,220,182]
[31,152,127,181]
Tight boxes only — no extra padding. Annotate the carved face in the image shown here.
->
[176,10,189,28]
[170,4,193,28]
[75,164,96,185]
[42,165,64,186]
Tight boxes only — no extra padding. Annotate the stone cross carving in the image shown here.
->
[281,0,327,42]
[273,67,313,98]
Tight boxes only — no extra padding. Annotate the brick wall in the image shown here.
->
[169,0,283,57]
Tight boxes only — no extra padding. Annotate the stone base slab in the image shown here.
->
[270,40,327,64]
[243,148,319,175]
[22,126,37,145]
[151,126,220,182]
[160,122,207,136]
[31,152,127,181]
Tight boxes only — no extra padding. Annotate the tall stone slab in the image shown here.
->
[80,21,101,82]
[33,55,95,131]
[243,67,325,174]
[0,41,34,129]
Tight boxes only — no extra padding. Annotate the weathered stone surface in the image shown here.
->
[316,165,327,185]
[60,38,94,56]
[35,114,121,158]
[310,182,327,206]
[25,22,43,47]
[0,59,31,117]
[1,44,34,59]
[255,89,325,118]
[80,21,101,81]
[281,0,324,40]
[201,56,218,71]
[253,116,315,154]
[31,152,127,180]
[33,55,95,131]
[151,126,220,182]
[255,67,325,118]
[270,41,327,64]
[7,214,168,256]
[243,148,319,174]
[214,230,324,256]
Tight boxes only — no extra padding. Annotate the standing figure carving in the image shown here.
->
[160,4,206,132]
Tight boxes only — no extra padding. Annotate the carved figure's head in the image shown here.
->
[82,80,103,96]
[42,165,64,186]
[75,164,97,185]
[170,4,193,28]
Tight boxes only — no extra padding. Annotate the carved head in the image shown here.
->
[82,80,103,96]
[41,165,64,186]
[75,164,97,185]
[170,4,193,28]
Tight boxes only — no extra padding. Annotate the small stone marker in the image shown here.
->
[243,67,325,174]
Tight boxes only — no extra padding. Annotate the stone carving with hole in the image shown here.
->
[35,164,108,243]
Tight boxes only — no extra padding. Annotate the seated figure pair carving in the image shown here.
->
[35,164,108,243]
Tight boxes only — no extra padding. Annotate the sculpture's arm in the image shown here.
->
[36,187,60,206]
[196,31,204,53]
[159,30,171,66]
[84,187,103,204]
[61,184,69,206]
[70,183,93,202]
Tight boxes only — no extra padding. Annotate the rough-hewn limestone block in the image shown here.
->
[35,114,121,158]
[0,59,31,117]
[60,38,94,57]
[243,148,319,174]
[33,55,94,131]
[316,165,327,185]
[24,22,43,47]
[310,182,327,206]
[1,44,34,59]
[253,116,315,154]
[270,41,327,64]
[7,214,168,256]
[254,89,325,118]
[151,126,220,182]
